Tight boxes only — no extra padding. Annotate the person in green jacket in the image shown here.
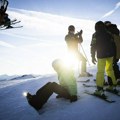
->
[52,59,77,97]
[26,59,78,111]
[91,21,117,97]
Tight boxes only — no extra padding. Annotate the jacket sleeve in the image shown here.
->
[3,0,9,12]
[90,34,96,58]
[58,70,77,96]
[113,34,120,59]
[78,35,83,43]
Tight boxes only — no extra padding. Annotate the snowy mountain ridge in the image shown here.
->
[0,74,40,81]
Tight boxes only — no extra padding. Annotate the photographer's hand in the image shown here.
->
[79,30,83,35]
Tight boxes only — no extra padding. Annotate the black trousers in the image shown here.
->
[35,82,71,109]
[108,59,120,85]
[113,59,120,79]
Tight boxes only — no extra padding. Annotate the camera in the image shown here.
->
[75,30,83,36]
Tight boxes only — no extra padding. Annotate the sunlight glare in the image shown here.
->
[62,52,79,70]
[23,92,27,97]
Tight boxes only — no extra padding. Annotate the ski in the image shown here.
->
[83,81,108,87]
[83,83,96,87]
[79,74,93,77]
[0,20,21,29]
[83,83,120,97]
[77,79,90,83]
[105,89,120,96]
[11,21,21,25]
[7,26,23,29]
[84,90,115,103]
[0,26,23,30]
[11,19,17,23]
[0,25,6,28]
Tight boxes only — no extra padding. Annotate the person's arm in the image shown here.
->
[3,0,9,12]
[65,34,71,43]
[65,34,74,47]
[76,30,83,43]
[78,34,83,43]
[91,33,97,64]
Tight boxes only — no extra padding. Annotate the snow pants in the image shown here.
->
[113,59,120,80]
[35,82,71,108]
[96,57,117,88]
[77,52,87,74]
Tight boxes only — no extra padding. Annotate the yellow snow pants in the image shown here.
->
[96,57,117,87]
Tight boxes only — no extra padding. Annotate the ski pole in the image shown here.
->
[80,44,91,66]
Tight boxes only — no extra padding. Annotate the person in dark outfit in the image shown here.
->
[65,25,92,77]
[26,59,78,111]
[0,0,11,27]
[104,21,120,85]
[91,21,117,96]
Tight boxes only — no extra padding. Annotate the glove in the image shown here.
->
[76,30,83,36]
[79,30,83,35]
[70,95,78,102]
[78,30,83,36]
[92,57,97,64]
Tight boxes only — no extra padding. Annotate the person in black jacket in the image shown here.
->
[0,0,11,27]
[91,21,117,96]
[104,21,120,85]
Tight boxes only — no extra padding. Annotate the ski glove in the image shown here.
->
[92,57,97,64]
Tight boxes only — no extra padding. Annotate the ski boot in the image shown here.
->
[106,86,119,94]
[26,92,42,111]
[117,79,120,86]
[70,95,78,102]
[94,87,106,99]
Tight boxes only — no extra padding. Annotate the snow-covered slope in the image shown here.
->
[0,66,120,120]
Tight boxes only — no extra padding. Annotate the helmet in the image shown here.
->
[104,21,111,26]
[68,25,75,31]
[95,21,105,31]
[52,59,63,71]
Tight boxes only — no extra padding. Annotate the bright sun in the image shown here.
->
[62,51,79,70]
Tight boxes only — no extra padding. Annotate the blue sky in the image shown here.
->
[8,0,120,23]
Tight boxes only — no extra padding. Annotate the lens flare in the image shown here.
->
[62,52,79,70]
[23,92,27,97]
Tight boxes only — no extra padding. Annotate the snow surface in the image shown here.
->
[0,66,120,120]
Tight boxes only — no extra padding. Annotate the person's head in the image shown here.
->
[108,24,119,35]
[52,59,64,73]
[68,25,75,33]
[95,21,106,32]
[104,21,111,26]
[0,6,4,11]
